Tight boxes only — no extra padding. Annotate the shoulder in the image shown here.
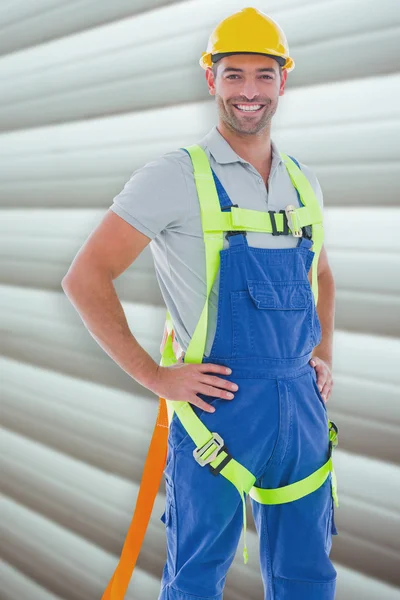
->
[139,147,197,190]
[109,147,195,239]
[135,147,191,179]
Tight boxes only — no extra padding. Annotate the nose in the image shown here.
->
[239,80,261,101]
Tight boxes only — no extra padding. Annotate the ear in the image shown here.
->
[206,67,216,96]
[279,69,288,96]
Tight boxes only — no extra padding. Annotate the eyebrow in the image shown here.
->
[222,67,276,74]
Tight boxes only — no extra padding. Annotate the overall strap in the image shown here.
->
[280,152,324,305]
[288,155,304,210]
[211,168,235,211]
[179,144,225,364]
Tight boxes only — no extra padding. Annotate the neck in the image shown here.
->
[216,121,272,168]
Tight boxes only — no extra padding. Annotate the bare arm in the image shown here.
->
[311,245,335,368]
[61,209,160,391]
[61,210,237,411]
[309,245,336,402]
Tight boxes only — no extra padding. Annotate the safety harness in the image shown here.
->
[101,145,339,600]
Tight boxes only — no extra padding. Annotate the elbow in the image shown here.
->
[61,266,84,297]
[61,272,76,297]
[61,263,111,297]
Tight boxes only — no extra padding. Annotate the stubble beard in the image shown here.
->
[217,96,277,136]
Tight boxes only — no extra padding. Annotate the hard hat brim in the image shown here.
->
[200,51,294,72]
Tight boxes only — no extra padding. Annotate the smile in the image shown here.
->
[233,104,265,113]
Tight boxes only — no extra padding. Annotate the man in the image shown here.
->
[62,7,338,600]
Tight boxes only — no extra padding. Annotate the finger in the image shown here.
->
[198,363,232,376]
[197,382,235,400]
[189,395,216,413]
[315,365,329,390]
[320,386,329,402]
[310,358,325,387]
[200,374,238,392]
[317,375,328,393]
[321,379,333,402]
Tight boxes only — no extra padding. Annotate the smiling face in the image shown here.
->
[206,54,287,136]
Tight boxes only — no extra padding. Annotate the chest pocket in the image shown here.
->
[247,280,311,310]
[231,280,315,359]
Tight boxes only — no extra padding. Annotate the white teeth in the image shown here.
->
[235,104,263,112]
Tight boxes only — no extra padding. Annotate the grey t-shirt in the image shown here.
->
[109,125,324,357]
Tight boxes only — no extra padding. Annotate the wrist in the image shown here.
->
[142,363,164,395]
[312,348,332,369]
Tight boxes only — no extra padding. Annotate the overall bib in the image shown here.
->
[158,161,338,600]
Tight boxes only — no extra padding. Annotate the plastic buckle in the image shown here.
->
[226,230,247,239]
[279,209,289,235]
[268,210,279,236]
[285,204,302,237]
[209,444,233,476]
[193,432,225,467]
[302,225,313,240]
[269,210,290,236]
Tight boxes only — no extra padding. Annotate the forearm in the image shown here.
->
[312,268,336,368]
[61,268,160,392]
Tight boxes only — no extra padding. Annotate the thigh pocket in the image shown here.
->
[325,476,339,553]
[231,280,314,358]
[325,496,339,554]
[163,478,178,576]
[325,498,334,554]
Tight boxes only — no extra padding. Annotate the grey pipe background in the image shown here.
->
[0,1,399,599]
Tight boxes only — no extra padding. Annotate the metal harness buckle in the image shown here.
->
[285,204,302,237]
[328,421,338,457]
[193,432,230,472]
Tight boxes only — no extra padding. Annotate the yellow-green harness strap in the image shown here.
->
[280,152,324,306]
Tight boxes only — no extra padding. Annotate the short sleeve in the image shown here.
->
[313,175,324,212]
[298,162,324,212]
[109,153,189,239]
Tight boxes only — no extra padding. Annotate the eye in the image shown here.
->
[226,74,273,80]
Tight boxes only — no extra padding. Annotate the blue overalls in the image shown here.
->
[158,169,338,600]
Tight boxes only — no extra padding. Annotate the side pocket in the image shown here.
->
[170,397,220,452]
[311,371,327,413]
[169,411,192,451]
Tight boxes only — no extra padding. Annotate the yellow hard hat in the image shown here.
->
[199,7,295,73]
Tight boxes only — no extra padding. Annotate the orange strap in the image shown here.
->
[101,395,169,599]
